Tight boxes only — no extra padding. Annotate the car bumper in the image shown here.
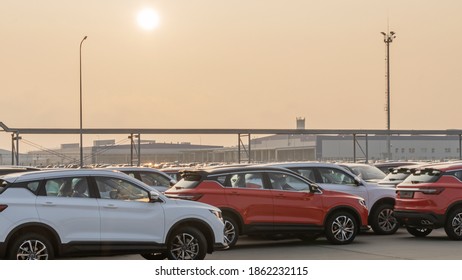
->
[394,210,445,228]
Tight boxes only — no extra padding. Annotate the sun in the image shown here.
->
[137,8,160,30]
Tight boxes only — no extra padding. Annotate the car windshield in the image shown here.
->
[347,165,386,181]
[402,168,442,184]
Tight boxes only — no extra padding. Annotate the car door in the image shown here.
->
[268,172,324,225]
[35,177,100,243]
[223,172,273,228]
[94,176,165,243]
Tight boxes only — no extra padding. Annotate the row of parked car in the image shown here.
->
[1,160,462,260]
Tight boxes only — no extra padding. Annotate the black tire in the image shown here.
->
[7,233,54,260]
[223,216,239,248]
[141,252,167,260]
[370,203,399,235]
[166,227,207,260]
[406,227,432,237]
[325,211,357,245]
[444,208,462,240]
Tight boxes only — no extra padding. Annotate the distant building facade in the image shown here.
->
[18,134,462,167]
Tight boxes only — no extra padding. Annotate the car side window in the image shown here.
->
[293,168,316,182]
[228,173,263,189]
[44,177,89,198]
[26,181,41,194]
[95,177,149,202]
[139,172,170,187]
[269,173,310,191]
[318,168,356,185]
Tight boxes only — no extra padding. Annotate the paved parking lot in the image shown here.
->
[67,228,462,260]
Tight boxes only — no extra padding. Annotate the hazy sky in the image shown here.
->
[1,1,462,152]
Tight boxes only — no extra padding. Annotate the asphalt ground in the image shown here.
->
[65,227,462,260]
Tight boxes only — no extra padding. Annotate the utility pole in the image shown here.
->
[381,31,396,160]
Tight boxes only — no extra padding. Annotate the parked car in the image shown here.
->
[338,163,387,183]
[394,162,462,239]
[105,166,176,193]
[165,165,369,248]
[0,169,226,260]
[373,161,421,174]
[159,167,188,182]
[265,162,399,235]
[0,166,41,176]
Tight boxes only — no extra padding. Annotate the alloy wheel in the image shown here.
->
[16,239,49,260]
[377,208,398,232]
[331,215,355,242]
[169,232,200,260]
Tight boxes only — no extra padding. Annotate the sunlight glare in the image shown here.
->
[137,8,160,30]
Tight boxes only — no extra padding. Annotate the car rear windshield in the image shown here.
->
[174,172,203,189]
[402,168,442,184]
[385,168,414,181]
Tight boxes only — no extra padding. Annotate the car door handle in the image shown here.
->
[42,201,56,206]
[103,204,118,209]
[230,191,240,195]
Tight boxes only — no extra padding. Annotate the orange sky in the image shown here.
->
[1,1,462,152]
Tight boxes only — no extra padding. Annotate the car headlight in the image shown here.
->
[210,209,223,221]
[359,199,367,209]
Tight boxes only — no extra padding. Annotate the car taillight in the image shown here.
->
[420,188,445,195]
[398,191,414,199]
[0,205,8,212]
[166,194,203,201]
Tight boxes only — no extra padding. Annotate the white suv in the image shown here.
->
[265,162,399,235]
[0,169,226,260]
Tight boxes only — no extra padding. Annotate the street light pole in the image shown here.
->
[79,35,87,168]
[381,31,396,160]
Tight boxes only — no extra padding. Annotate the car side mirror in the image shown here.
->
[149,190,161,202]
[169,179,177,187]
[310,184,322,194]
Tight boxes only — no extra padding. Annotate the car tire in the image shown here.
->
[325,211,357,245]
[141,252,167,260]
[370,203,399,235]
[7,233,54,260]
[166,227,207,260]
[406,227,432,237]
[444,208,462,240]
[223,216,239,248]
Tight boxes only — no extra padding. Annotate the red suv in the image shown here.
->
[165,166,369,247]
[395,162,462,239]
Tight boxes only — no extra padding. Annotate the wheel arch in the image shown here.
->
[219,207,243,235]
[325,206,363,232]
[5,222,61,257]
[445,201,462,218]
[368,197,395,224]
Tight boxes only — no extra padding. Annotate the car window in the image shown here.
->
[95,176,149,202]
[43,177,89,198]
[318,168,356,185]
[25,181,41,193]
[403,168,441,184]
[297,168,316,182]
[139,172,170,187]
[268,172,310,191]
[44,179,61,196]
[228,172,264,189]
